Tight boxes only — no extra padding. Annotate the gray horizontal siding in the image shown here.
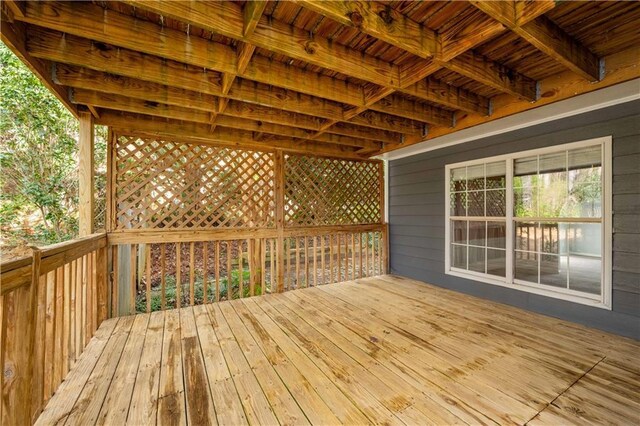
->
[389,99,640,339]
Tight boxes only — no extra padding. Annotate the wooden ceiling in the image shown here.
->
[1,0,639,159]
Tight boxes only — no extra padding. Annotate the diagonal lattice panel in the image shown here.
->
[284,154,382,226]
[114,136,275,229]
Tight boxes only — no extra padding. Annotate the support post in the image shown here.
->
[78,112,94,236]
[274,150,285,292]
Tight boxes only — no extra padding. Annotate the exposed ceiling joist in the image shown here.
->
[471,1,601,81]
[95,111,366,159]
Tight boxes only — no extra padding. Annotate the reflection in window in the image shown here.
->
[448,140,607,304]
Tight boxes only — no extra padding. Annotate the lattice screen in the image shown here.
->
[114,136,275,229]
[284,154,382,226]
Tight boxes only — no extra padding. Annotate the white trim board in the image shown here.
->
[379,78,640,161]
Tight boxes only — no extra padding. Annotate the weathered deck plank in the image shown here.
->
[36,275,640,425]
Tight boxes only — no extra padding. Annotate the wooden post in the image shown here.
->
[274,150,285,292]
[78,112,94,236]
[27,247,42,423]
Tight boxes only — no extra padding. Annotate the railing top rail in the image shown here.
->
[0,232,107,296]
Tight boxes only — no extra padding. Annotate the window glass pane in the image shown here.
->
[450,167,466,192]
[540,222,567,254]
[515,221,538,252]
[486,190,506,216]
[468,246,485,273]
[514,182,537,217]
[568,183,601,218]
[451,220,467,244]
[515,251,538,283]
[467,164,485,191]
[450,192,467,216]
[487,222,506,248]
[487,249,506,277]
[468,221,486,246]
[486,161,506,189]
[539,152,567,218]
[467,191,485,216]
[540,254,567,288]
[452,244,467,269]
[568,223,601,256]
[569,255,601,295]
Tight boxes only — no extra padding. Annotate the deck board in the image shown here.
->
[37,275,640,425]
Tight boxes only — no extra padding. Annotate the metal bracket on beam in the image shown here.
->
[599,58,606,82]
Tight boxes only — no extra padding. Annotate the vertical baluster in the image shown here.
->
[62,262,71,376]
[69,259,77,366]
[75,256,83,359]
[215,241,220,302]
[285,238,289,291]
[248,239,254,297]
[344,234,349,282]
[43,270,55,401]
[359,233,363,279]
[189,242,195,306]
[145,244,151,313]
[239,240,244,299]
[175,242,181,309]
[351,234,356,280]
[303,237,308,287]
[269,239,275,293]
[130,245,137,314]
[336,234,341,283]
[111,247,118,318]
[53,266,64,390]
[328,235,334,283]
[203,242,209,304]
[295,237,300,289]
[261,238,267,296]
[320,236,326,285]
[227,241,232,300]
[160,244,166,310]
[365,233,370,278]
[313,237,317,287]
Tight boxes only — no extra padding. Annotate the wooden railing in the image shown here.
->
[108,224,388,315]
[0,233,108,425]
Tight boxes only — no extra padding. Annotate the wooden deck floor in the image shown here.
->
[36,275,640,425]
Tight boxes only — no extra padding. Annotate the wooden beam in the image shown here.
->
[53,64,219,112]
[52,64,407,141]
[327,122,403,144]
[292,0,437,59]
[27,26,428,131]
[27,27,223,96]
[382,45,640,154]
[223,100,325,131]
[515,0,557,25]
[471,1,600,81]
[20,1,237,73]
[369,94,454,127]
[95,111,364,159]
[122,0,402,87]
[517,16,600,81]
[0,19,78,117]
[70,89,386,148]
[350,110,424,136]
[243,0,267,37]
[443,51,538,101]
[78,112,94,236]
[400,78,490,115]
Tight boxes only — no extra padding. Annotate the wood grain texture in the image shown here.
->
[33,275,640,425]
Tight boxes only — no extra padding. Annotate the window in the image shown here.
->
[445,137,612,308]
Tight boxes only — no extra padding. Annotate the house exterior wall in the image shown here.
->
[388,100,640,339]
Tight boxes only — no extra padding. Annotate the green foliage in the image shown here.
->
[135,270,255,312]
[0,42,107,247]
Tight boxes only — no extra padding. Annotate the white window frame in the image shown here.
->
[444,136,612,309]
